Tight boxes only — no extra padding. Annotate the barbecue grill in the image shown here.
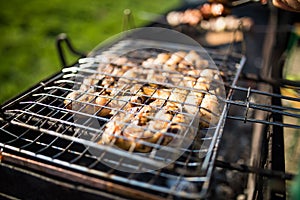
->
[1,2,300,200]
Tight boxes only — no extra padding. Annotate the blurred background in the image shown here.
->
[0,0,180,104]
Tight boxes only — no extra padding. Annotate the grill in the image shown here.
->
[0,34,245,199]
[1,3,300,200]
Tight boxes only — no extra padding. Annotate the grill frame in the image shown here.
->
[0,37,246,199]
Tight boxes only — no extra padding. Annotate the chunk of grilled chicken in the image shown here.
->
[65,50,222,152]
[99,85,192,152]
[99,99,166,152]
[199,92,220,128]
[64,90,112,116]
[65,90,147,117]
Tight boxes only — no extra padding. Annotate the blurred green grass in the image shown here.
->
[0,0,180,104]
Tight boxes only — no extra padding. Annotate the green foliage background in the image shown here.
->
[0,0,180,103]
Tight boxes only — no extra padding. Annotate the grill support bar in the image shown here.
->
[269,100,286,199]
[0,151,163,200]
[247,6,278,200]
[268,13,291,199]
[215,160,294,180]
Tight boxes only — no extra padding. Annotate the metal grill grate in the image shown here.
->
[0,39,246,199]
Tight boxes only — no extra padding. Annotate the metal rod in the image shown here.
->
[270,57,286,200]
[241,72,300,88]
[122,9,135,32]
[226,99,300,119]
[232,85,300,102]
[227,115,300,129]
[56,33,86,68]
[215,160,295,180]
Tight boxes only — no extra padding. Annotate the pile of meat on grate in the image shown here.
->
[64,50,223,152]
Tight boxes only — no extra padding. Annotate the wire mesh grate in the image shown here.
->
[0,39,246,199]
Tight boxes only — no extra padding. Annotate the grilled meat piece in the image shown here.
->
[64,50,222,152]
[166,3,225,26]
[64,90,112,116]
[199,92,220,128]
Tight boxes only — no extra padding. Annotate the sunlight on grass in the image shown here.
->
[0,0,180,103]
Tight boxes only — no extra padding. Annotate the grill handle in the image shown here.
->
[56,33,86,68]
